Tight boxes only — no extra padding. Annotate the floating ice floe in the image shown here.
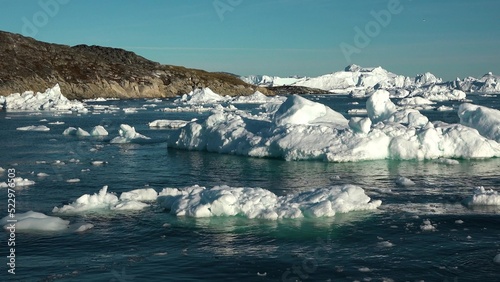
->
[90,125,108,136]
[110,124,150,144]
[0,177,35,188]
[157,184,381,219]
[16,125,50,131]
[0,211,93,233]
[395,176,415,187]
[149,119,191,129]
[494,254,500,264]
[166,92,500,162]
[420,219,437,231]
[458,103,500,142]
[231,91,285,104]
[175,87,230,105]
[63,126,108,137]
[0,84,87,111]
[53,186,155,213]
[463,187,500,207]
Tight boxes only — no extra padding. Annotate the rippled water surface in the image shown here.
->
[1,95,499,282]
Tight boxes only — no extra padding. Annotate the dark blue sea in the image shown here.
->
[1,94,499,282]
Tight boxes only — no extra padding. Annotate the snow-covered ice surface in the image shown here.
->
[458,103,500,142]
[158,184,381,219]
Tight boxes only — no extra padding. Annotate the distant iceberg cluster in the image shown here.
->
[167,91,500,162]
[241,64,500,100]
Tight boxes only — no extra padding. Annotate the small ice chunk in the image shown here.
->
[395,176,415,186]
[16,125,50,131]
[53,186,151,213]
[149,119,189,129]
[494,254,500,264]
[436,158,460,165]
[76,128,90,137]
[464,187,500,206]
[455,220,464,224]
[420,219,436,231]
[377,241,394,248]
[90,125,108,136]
[110,124,150,144]
[0,211,69,232]
[37,172,49,177]
[91,161,107,166]
[63,127,77,135]
[66,178,80,183]
[74,223,94,232]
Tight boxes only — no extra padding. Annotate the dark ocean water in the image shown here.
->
[1,94,499,282]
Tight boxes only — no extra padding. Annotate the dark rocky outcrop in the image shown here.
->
[268,85,331,95]
[0,30,272,99]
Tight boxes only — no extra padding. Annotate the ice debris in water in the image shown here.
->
[52,186,157,213]
[420,219,437,231]
[157,184,381,220]
[110,124,150,144]
[395,176,415,187]
[0,177,35,188]
[0,211,93,233]
[494,254,500,264]
[463,187,500,207]
[63,126,108,136]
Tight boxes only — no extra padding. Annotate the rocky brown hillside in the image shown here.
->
[0,30,272,99]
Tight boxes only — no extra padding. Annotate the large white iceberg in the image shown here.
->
[157,184,381,219]
[459,103,500,142]
[167,94,500,162]
[175,88,229,105]
[0,84,86,111]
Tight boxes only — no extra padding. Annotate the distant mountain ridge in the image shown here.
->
[0,30,272,99]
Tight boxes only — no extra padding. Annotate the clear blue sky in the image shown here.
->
[1,0,499,80]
